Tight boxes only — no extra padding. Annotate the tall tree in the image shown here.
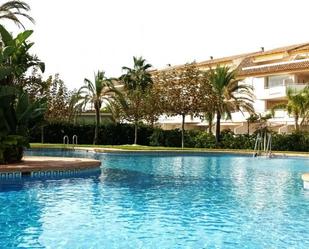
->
[207,66,254,144]
[142,85,162,127]
[153,63,212,148]
[79,71,117,145]
[271,86,309,132]
[119,56,153,144]
[121,56,152,92]
[67,89,84,124]
[19,68,49,103]
[0,0,34,29]
[44,74,71,123]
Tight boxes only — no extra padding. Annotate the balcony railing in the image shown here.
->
[260,83,308,100]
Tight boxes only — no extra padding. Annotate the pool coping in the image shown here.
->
[72,147,309,158]
[27,147,309,159]
[0,156,101,175]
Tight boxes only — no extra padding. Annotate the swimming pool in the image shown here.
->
[0,150,308,248]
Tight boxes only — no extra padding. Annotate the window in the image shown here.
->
[266,75,292,88]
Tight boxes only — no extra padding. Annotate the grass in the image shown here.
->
[30,143,215,151]
[30,143,309,155]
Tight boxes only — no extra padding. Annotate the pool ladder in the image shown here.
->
[63,135,78,149]
[72,135,78,149]
[253,133,272,157]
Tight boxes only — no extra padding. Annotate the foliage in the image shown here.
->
[0,24,44,85]
[0,85,46,163]
[0,5,46,163]
[246,114,259,134]
[194,131,216,148]
[152,63,213,148]
[219,129,254,149]
[201,111,215,134]
[0,134,28,163]
[0,0,34,29]
[207,66,254,144]
[79,71,118,144]
[20,68,50,101]
[67,89,84,123]
[142,85,162,126]
[44,74,70,122]
[149,128,182,147]
[30,122,154,146]
[272,86,309,131]
[118,56,154,144]
[271,132,309,152]
[30,122,309,152]
[121,56,152,92]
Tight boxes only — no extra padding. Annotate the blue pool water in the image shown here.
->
[0,150,309,249]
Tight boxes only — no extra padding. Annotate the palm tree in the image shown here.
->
[120,56,152,144]
[67,90,84,124]
[121,56,152,92]
[79,71,117,145]
[208,66,254,144]
[246,114,259,135]
[0,1,34,29]
[271,86,309,132]
[203,111,214,134]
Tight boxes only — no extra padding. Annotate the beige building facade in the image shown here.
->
[157,43,309,134]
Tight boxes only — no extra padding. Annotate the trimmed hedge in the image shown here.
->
[31,123,153,145]
[30,123,309,152]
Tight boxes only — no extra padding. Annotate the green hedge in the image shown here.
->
[30,123,153,145]
[30,123,309,152]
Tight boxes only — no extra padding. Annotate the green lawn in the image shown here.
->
[30,143,223,151]
[30,143,309,155]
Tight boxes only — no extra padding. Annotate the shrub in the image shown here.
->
[0,135,28,164]
[149,128,165,146]
[272,132,309,152]
[31,123,153,145]
[149,129,182,147]
[185,130,200,147]
[30,122,309,152]
[194,131,216,148]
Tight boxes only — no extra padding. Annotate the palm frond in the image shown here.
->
[0,0,34,28]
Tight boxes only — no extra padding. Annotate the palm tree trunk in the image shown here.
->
[295,115,299,132]
[208,122,212,134]
[247,120,250,135]
[215,111,221,144]
[94,105,100,145]
[41,126,44,144]
[134,121,138,145]
[181,114,185,149]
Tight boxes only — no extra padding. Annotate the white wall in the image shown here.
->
[251,77,266,113]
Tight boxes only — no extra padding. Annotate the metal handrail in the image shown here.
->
[72,135,78,147]
[265,133,272,157]
[63,135,69,147]
[253,133,272,158]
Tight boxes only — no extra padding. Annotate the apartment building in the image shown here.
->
[158,43,309,134]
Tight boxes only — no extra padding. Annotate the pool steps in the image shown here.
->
[302,173,309,189]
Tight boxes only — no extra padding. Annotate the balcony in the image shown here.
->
[260,83,308,100]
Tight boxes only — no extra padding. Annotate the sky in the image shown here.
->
[15,0,309,89]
